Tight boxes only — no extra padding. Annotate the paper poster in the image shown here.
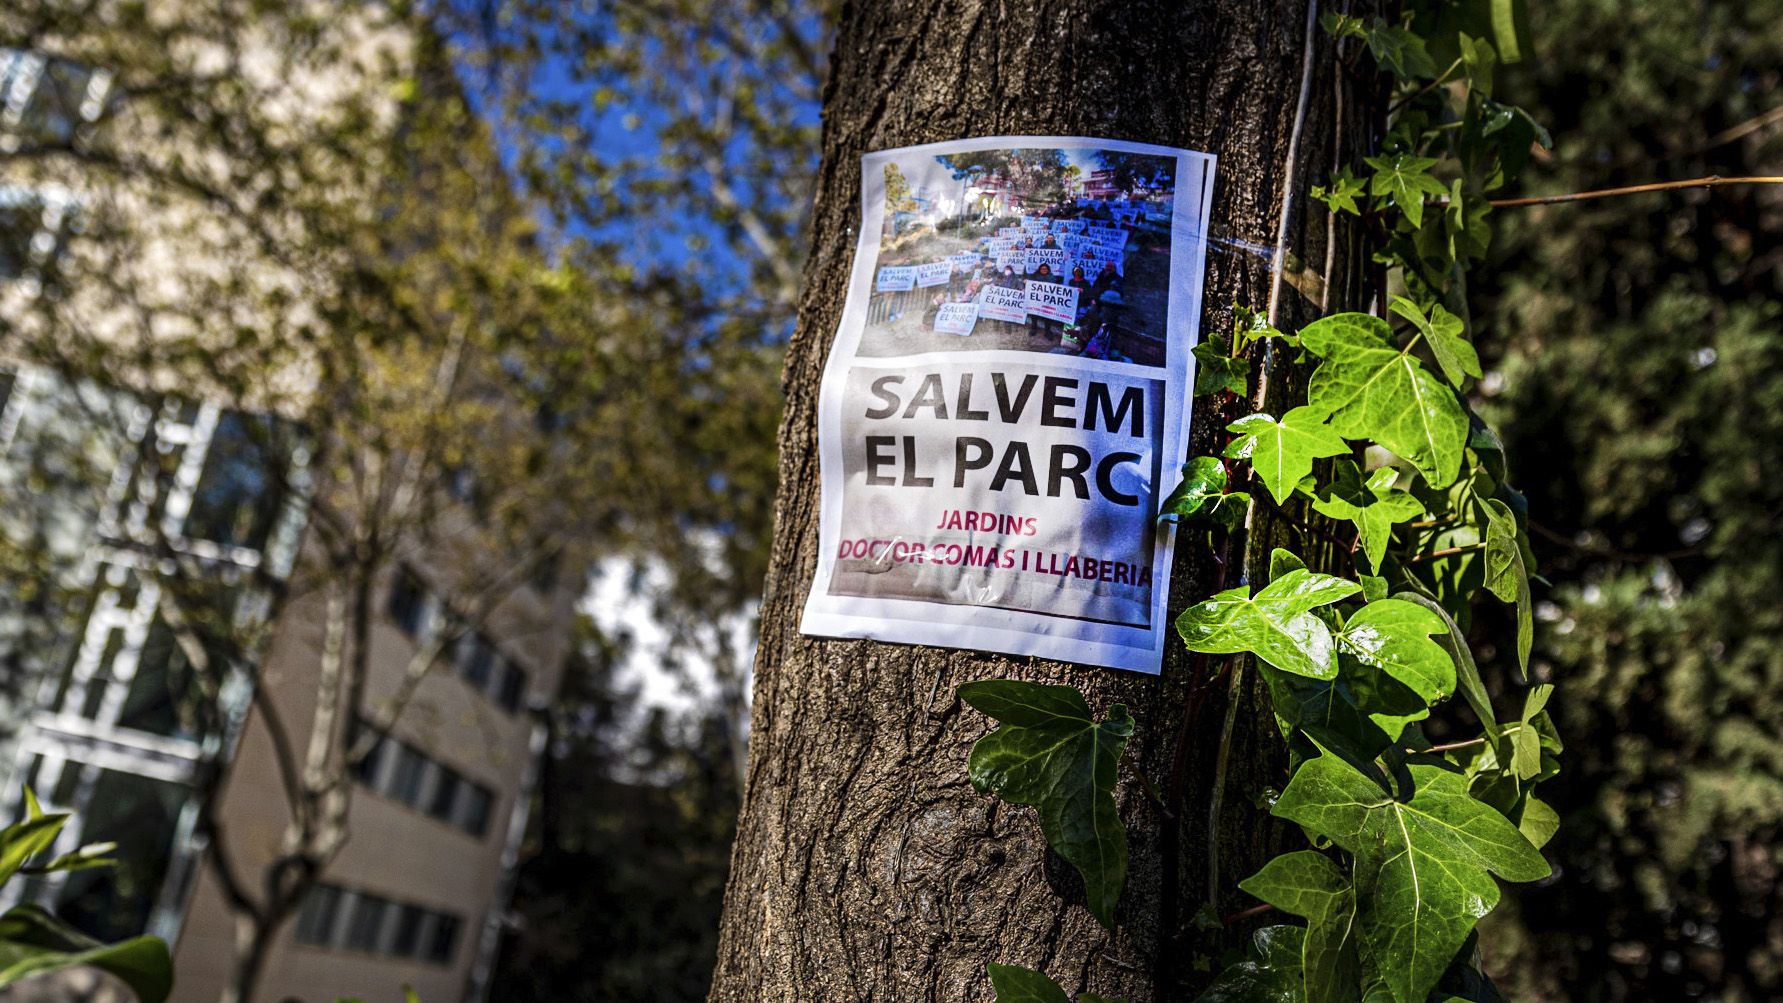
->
[876,265,916,292]
[935,303,980,336]
[800,135,1216,672]
[977,283,1029,322]
[915,260,954,287]
[1024,280,1079,323]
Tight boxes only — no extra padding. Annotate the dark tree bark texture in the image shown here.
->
[712,2,1382,1000]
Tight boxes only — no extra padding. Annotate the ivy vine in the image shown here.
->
[962,3,1565,1001]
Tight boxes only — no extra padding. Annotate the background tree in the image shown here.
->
[1,2,783,1000]
[1473,2,1783,999]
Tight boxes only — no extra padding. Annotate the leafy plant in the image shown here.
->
[0,791,172,1002]
[963,2,1570,1000]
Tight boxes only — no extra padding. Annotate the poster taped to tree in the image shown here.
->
[800,135,1216,672]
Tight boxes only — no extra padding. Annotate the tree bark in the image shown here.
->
[711,2,1381,1000]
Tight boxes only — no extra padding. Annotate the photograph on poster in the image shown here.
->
[858,145,1181,367]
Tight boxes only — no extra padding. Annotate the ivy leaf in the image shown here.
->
[1388,297,1480,388]
[1274,756,1550,1003]
[1391,592,1501,740]
[1176,563,1363,679]
[1159,457,1228,521]
[1518,795,1559,850]
[0,795,68,889]
[1338,599,1456,705]
[1312,167,1367,216]
[1457,33,1496,96]
[1363,154,1446,227]
[1239,852,1361,1003]
[1445,179,1492,264]
[1195,926,1307,1003]
[1321,12,1368,41]
[960,680,1133,931]
[1482,499,1532,677]
[1224,407,1350,506]
[1300,313,1468,489]
[1193,338,1249,397]
[1311,461,1425,572]
[986,963,1072,1003]
[1365,21,1439,80]
[1235,303,1296,349]
[985,963,1126,1003]
[1509,684,1554,780]
[0,905,173,1003]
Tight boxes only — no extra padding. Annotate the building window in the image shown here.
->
[456,632,496,689]
[424,913,460,965]
[294,884,345,946]
[426,767,461,822]
[183,412,284,550]
[343,893,390,953]
[292,881,458,966]
[387,745,426,805]
[457,784,494,839]
[390,903,426,958]
[495,661,526,713]
[386,570,427,639]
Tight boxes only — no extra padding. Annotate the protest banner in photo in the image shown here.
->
[999,225,1022,237]
[994,250,1023,270]
[976,283,1029,322]
[949,252,981,272]
[1021,215,1047,230]
[1024,280,1079,323]
[1086,224,1126,245]
[934,302,979,336]
[1024,248,1068,274]
[915,260,953,287]
[876,265,916,291]
[986,237,1016,253]
[810,136,1216,671]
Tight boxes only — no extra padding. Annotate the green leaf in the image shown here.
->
[1196,926,1307,1002]
[1193,338,1249,397]
[1158,457,1229,523]
[1338,599,1456,705]
[1482,499,1532,677]
[1235,303,1296,349]
[1301,313,1468,489]
[1176,568,1362,679]
[1312,167,1367,216]
[987,963,1072,1003]
[1445,179,1492,264]
[1274,755,1550,1003]
[1321,12,1368,40]
[1363,154,1447,227]
[1365,21,1439,80]
[0,805,69,889]
[1359,574,1388,603]
[1311,461,1425,572]
[1517,795,1559,849]
[0,905,172,1003]
[1391,592,1500,740]
[1389,297,1480,388]
[1270,547,1309,581]
[1509,685,1554,779]
[1456,33,1495,96]
[960,681,1133,931]
[1224,407,1350,506]
[1240,852,1361,1003]
[1488,0,1528,63]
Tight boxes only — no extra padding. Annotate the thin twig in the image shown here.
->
[1221,902,1277,926]
[1463,175,1783,209]
[1408,542,1485,563]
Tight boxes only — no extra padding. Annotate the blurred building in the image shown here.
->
[0,24,575,1003]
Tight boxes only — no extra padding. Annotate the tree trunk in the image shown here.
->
[711,2,1380,1000]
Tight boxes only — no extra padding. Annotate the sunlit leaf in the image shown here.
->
[1225,408,1350,506]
